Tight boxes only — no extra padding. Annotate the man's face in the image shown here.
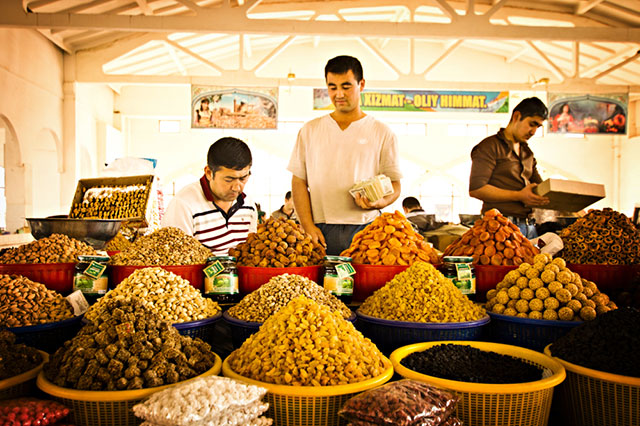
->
[511,113,544,143]
[205,165,251,202]
[326,70,365,114]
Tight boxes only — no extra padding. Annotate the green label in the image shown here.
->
[455,263,473,280]
[203,261,224,278]
[324,274,354,296]
[84,261,107,280]
[335,262,356,279]
[205,273,239,295]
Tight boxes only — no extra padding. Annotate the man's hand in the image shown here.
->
[518,183,549,207]
[354,193,386,210]
[302,223,326,248]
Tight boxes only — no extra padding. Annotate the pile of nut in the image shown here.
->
[0,274,74,327]
[443,209,539,265]
[340,211,439,265]
[85,267,220,324]
[44,298,217,390]
[486,253,617,321]
[559,208,640,265]
[228,296,389,386]
[110,227,211,265]
[104,232,133,252]
[227,274,352,322]
[229,218,325,267]
[70,181,151,219]
[359,262,486,323]
[0,330,43,380]
[0,234,97,264]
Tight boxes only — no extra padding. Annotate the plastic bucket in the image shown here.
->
[0,263,76,295]
[352,264,409,302]
[110,264,206,290]
[237,265,322,295]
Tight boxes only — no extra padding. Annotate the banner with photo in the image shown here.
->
[191,86,278,129]
[313,89,509,113]
[548,93,628,135]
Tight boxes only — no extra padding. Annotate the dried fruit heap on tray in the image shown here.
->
[443,209,539,265]
[0,234,97,264]
[559,207,640,265]
[340,211,439,265]
[229,218,325,267]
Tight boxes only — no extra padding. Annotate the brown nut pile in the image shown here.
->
[110,227,210,265]
[44,298,217,391]
[70,181,151,219]
[486,253,618,321]
[104,232,132,252]
[85,267,220,324]
[0,234,97,264]
[227,274,352,322]
[0,330,43,380]
[559,208,640,265]
[443,209,539,265]
[229,218,325,267]
[0,274,74,327]
[359,262,486,323]
[340,211,439,265]
[228,296,389,386]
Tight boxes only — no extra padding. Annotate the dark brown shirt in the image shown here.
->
[469,129,542,218]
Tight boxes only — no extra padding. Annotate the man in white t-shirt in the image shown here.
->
[288,55,402,255]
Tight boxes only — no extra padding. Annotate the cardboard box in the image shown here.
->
[534,178,605,212]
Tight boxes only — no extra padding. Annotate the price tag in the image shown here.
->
[65,290,90,316]
[336,262,356,280]
[84,261,107,280]
[204,261,224,278]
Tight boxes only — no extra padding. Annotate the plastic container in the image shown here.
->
[172,312,222,345]
[8,315,84,354]
[0,351,48,400]
[356,310,490,354]
[566,263,640,292]
[223,311,356,349]
[352,264,409,302]
[544,345,640,426]
[474,264,518,302]
[488,312,581,352]
[237,265,323,295]
[110,264,206,290]
[36,354,222,426]
[0,263,76,295]
[392,341,566,426]
[222,355,393,426]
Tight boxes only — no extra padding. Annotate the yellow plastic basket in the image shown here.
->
[544,344,640,426]
[391,341,566,426]
[222,355,394,426]
[36,352,221,426]
[0,351,48,400]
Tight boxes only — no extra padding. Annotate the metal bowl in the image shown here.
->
[26,217,122,249]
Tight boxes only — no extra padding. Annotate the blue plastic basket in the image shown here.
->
[355,310,490,355]
[8,315,84,354]
[488,312,581,352]
[223,310,357,349]
[173,312,223,345]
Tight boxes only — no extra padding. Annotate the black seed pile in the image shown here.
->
[550,307,640,377]
[401,344,543,384]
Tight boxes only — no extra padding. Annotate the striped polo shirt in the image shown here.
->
[161,175,257,256]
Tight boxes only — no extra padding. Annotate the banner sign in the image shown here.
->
[313,89,509,113]
[191,86,278,129]
[548,93,628,135]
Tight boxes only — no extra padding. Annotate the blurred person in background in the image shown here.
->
[271,191,297,222]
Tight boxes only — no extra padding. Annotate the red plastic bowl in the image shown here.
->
[566,263,640,292]
[352,264,409,302]
[237,265,323,294]
[0,263,75,295]
[110,264,206,290]
[474,264,518,302]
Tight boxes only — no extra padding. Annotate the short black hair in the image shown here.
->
[207,137,252,174]
[285,191,292,200]
[402,197,421,210]
[325,56,363,82]
[512,97,548,121]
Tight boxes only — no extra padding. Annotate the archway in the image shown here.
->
[0,115,26,232]
[30,128,63,217]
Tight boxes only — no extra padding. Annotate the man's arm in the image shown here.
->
[469,184,549,207]
[291,175,326,246]
[354,180,401,210]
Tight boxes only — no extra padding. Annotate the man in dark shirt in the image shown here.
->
[469,97,549,238]
[402,196,439,232]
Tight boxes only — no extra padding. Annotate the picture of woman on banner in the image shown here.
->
[194,98,213,127]
[551,103,575,132]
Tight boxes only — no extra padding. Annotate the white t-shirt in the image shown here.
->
[287,114,402,225]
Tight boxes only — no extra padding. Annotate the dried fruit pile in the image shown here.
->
[443,209,539,265]
[0,234,96,264]
[340,211,439,265]
[559,208,640,265]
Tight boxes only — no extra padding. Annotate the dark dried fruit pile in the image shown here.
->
[401,344,543,384]
[0,330,43,379]
[550,307,640,377]
[44,298,217,390]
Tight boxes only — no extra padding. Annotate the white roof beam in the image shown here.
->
[573,41,580,78]
[163,37,225,73]
[506,45,529,63]
[60,0,114,14]
[135,0,153,15]
[163,42,187,75]
[423,39,463,77]
[433,0,459,20]
[575,0,605,15]
[251,35,295,74]
[593,50,640,80]
[37,28,72,53]
[582,46,640,76]
[483,0,508,19]
[358,37,404,77]
[173,0,203,14]
[527,40,567,81]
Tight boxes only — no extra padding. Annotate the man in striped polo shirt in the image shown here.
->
[162,137,258,255]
